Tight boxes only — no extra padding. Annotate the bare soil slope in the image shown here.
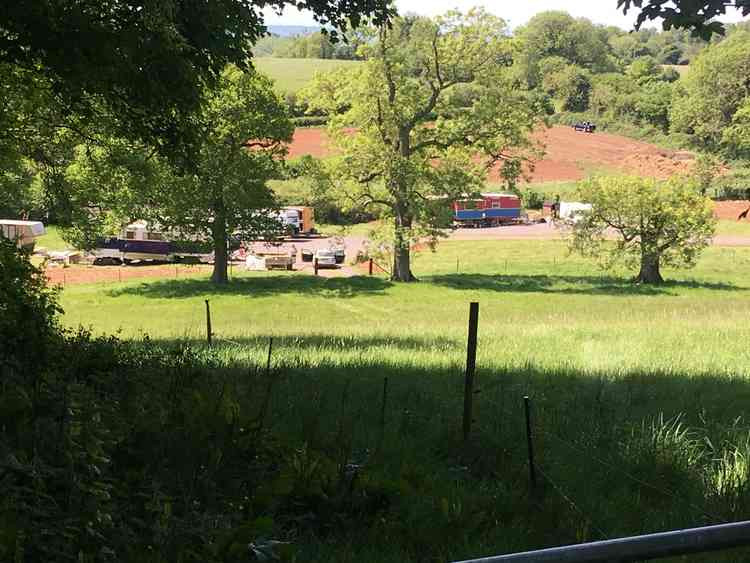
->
[287,125,697,183]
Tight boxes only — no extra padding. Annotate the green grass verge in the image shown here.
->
[715,219,750,237]
[60,239,750,376]
[36,225,70,252]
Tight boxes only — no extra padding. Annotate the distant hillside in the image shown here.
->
[254,57,360,93]
[267,25,320,37]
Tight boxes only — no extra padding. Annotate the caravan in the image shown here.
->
[0,220,46,252]
[91,221,215,265]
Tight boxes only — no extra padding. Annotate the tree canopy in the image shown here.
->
[0,0,391,165]
[64,69,293,284]
[570,176,715,284]
[670,31,750,157]
[619,0,750,38]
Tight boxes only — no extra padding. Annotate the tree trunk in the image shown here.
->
[634,251,663,284]
[392,209,416,282]
[390,127,417,283]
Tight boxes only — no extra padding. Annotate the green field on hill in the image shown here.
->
[254,57,361,93]
[56,238,750,561]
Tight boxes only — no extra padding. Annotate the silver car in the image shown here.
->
[314,249,337,268]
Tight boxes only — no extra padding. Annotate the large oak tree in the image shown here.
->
[303,9,543,282]
[570,176,715,284]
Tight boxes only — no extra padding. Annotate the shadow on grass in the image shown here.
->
[150,332,461,352]
[427,273,743,296]
[107,274,392,299]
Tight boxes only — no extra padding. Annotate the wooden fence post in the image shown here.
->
[463,302,479,442]
[369,258,373,276]
[205,299,212,346]
[265,336,273,376]
[378,376,389,452]
[314,258,319,276]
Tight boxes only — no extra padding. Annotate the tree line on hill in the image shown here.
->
[254,30,367,60]
[261,12,750,170]
[514,13,750,160]
[255,16,713,64]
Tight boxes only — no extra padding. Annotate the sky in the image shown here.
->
[262,0,747,31]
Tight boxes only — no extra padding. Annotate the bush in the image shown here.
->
[0,237,61,376]
[521,188,546,210]
[713,167,750,200]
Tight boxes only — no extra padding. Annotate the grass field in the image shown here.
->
[254,57,360,93]
[59,240,750,374]
[36,225,70,252]
[54,239,750,561]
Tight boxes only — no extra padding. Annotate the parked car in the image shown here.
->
[334,248,345,264]
[314,249,337,268]
[301,249,314,263]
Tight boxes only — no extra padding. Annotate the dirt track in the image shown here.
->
[715,200,750,220]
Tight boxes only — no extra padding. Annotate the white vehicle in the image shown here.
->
[0,220,46,251]
[314,248,337,268]
[559,202,593,224]
[273,207,315,235]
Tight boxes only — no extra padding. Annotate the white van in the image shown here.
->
[0,220,46,252]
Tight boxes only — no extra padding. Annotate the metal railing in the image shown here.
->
[452,520,750,563]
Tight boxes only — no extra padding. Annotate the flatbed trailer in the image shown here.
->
[264,255,294,270]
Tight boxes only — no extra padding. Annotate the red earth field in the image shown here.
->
[714,200,750,220]
[286,125,698,183]
[45,264,211,287]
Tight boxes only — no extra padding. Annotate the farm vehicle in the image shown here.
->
[573,121,596,133]
[276,206,315,236]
